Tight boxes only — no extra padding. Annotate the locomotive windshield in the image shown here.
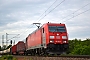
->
[48,26,66,32]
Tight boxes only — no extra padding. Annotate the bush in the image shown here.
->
[7,55,13,60]
[0,55,16,60]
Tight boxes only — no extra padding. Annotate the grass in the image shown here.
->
[0,55,17,60]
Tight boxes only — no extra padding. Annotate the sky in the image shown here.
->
[0,0,90,46]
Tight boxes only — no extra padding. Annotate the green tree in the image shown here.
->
[71,45,90,55]
[68,39,81,54]
[6,45,12,49]
[69,38,90,55]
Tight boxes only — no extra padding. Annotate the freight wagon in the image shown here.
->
[17,41,26,55]
[11,45,17,55]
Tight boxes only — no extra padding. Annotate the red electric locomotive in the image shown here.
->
[26,22,69,55]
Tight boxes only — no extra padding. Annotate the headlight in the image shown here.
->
[63,41,67,43]
[50,40,54,43]
[62,36,67,39]
[50,36,54,39]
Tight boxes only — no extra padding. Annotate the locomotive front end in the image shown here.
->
[46,23,69,54]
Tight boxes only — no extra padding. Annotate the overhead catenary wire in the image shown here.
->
[18,0,59,37]
[61,2,90,22]
[65,8,90,22]
[54,2,90,23]
[8,0,66,41]
[18,24,34,37]
[11,0,58,37]
[6,24,34,41]
[7,34,20,41]
[4,0,58,42]
[64,3,90,19]
[37,0,58,22]
[17,0,65,40]
[38,0,66,22]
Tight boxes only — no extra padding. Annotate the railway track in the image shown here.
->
[14,55,90,60]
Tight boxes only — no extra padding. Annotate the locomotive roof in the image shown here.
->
[28,23,65,37]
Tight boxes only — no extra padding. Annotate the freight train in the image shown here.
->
[0,22,69,55]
